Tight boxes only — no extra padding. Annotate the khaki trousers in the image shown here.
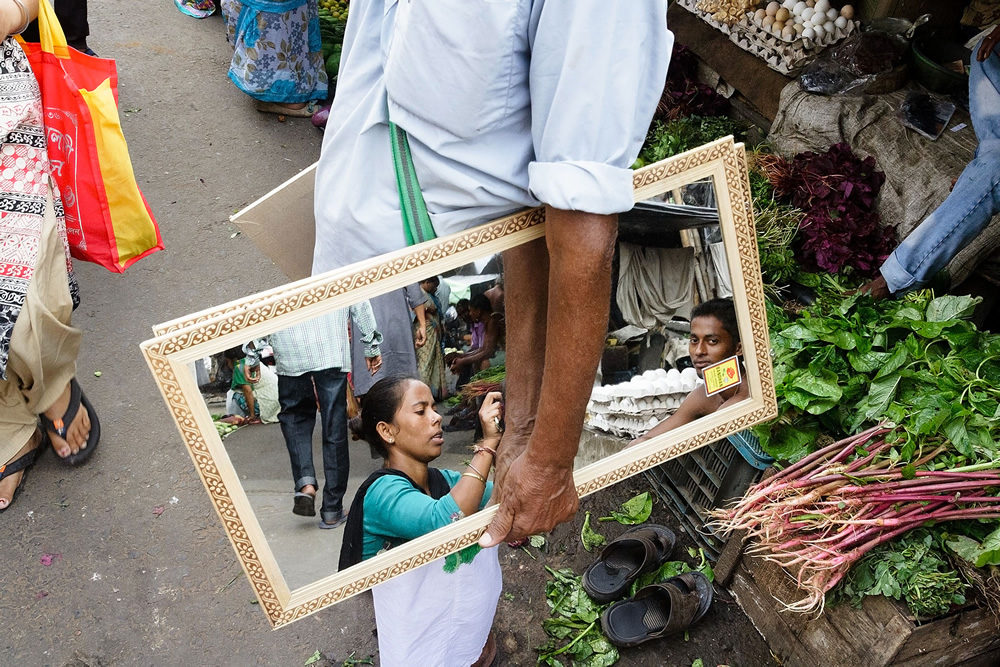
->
[0,194,80,463]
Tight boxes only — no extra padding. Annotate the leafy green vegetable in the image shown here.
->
[946,525,1000,568]
[304,650,322,666]
[599,492,653,525]
[581,512,607,553]
[832,529,968,619]
[537,568,619,666]
[639,115,747,164]
[530,535,547,549]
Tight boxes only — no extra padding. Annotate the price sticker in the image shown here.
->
[702,355,742,397]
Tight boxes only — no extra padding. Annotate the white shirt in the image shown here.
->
[313,0,673,274]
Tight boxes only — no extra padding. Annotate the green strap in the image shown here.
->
[390,121,437,245]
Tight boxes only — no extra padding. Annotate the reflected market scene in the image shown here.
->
[4,1,1000,666]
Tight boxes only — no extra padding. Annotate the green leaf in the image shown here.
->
[900,464,916,480]
[864,373,901,420]
[600,492,653,525]
[925,295,980,322]
[581,512,607,552]
[848,349,895,373]
[304,650,322,666]
[692,660,705,667]
[873,345,908,380]
[530,535,547,549]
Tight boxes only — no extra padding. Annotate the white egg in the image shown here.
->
[766,1,780,15]
[824,20,835,33]
[802,26,815,40]
[834,15,847,29]
[826,7,839,20]
[812,23,826,38]
[801,7,814,21]
[814,0,830,12]
[783,0,796,8]
[792,1,806,15]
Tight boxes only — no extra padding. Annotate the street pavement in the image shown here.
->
[2,3,383,664]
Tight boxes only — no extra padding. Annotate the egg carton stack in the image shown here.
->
[735,0,858,74]
[586,368,703,439]
[677,0,859,75]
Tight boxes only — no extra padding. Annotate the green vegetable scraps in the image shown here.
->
[581,512,607,552]
[537,567,618,667]
[599,492,653,525]
[303,650,322,667]
[639,115,747,165]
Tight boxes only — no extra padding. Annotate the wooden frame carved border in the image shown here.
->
[141,137,777,628]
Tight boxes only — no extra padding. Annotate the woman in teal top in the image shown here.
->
[340,376,503,666]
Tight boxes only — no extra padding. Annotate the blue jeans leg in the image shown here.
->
[278,373,319,493]
[881,49,1000,294]
[312,368,349,522]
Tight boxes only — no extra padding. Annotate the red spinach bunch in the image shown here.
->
[655,45,730,121]
[769,143,896,275]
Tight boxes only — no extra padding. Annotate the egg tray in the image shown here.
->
[677,0,858,75]
[585,409,680,439]
[587,392,690,416]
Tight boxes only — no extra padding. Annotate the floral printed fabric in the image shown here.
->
[221,0,328,104]
[0,38,78,379]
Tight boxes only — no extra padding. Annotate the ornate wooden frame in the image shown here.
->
[140,137,776,628]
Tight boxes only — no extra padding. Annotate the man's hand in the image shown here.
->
[978,24,1000,62]
[479,450,578,547]
[365,355,383,376]
[855,274,891,300]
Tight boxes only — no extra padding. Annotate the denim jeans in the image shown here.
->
[880,47,1000,295]
[277,368,349,522]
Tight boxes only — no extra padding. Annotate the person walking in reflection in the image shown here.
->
[269,302,382,529]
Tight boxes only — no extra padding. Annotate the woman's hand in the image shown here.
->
[413,326,427,348]
[1,0,37,41]
[478,391,504,440]
[978,24,1000,62]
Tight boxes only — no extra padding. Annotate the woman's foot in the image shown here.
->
[254,101,321,118]
[0,430,43,510]
[43,381,91,459]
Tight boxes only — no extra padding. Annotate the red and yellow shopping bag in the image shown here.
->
[18,0,162,272]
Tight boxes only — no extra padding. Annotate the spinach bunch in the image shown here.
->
[758,290,1000,469]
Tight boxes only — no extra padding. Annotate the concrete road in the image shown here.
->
[2,4,386,665]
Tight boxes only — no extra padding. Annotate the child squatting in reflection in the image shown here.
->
[339,377,504,667]
[631,298,746,446]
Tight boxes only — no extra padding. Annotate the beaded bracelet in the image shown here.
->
[461,470,486,484]
[9,0,28,35]
[473,445,498,458]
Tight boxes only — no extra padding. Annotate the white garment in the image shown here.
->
[617,244,695,328]
[312,0,672,274]
[372,547,502,667]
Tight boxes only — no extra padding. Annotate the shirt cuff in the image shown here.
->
[528,161,636,214]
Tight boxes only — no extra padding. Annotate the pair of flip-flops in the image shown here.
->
[581,524,713,648]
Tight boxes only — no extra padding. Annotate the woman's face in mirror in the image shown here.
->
[689,315,742,378]
[382,380,445,464]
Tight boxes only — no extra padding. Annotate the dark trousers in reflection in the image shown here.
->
[277,368,349,522]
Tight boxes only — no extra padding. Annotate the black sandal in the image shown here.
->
[600,571,714,648]
[582,524,676,603]
[0,434,44,511]
[39,378,101,466]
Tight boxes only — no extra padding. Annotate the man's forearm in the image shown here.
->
[525,207,617,467]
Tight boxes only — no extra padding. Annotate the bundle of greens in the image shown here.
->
[637,115,747,167]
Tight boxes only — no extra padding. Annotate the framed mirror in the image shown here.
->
[141,136,776,628]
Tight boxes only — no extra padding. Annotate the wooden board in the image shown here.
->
[729,551,1000,667]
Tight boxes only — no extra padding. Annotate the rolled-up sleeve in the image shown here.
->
[350,300,383,358]
[527,0,672,214]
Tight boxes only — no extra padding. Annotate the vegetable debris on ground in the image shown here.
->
[599,492,653,525]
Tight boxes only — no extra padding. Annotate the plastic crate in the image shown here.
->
[644,431,774,560]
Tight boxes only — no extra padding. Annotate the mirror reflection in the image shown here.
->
[191,174,748,593]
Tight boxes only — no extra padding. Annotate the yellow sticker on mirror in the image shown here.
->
[703,355,741,397]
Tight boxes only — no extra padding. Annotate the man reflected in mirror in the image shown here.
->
[630,299,747,446]
[269,303,383,529]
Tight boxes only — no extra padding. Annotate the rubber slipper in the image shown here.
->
[0,435,43,511]
[318,511,347,529]
[254,100,320,118]
[293,491,316,517]
[39,378,101,467]
[600,571,714,648]
[582,524,676,603]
